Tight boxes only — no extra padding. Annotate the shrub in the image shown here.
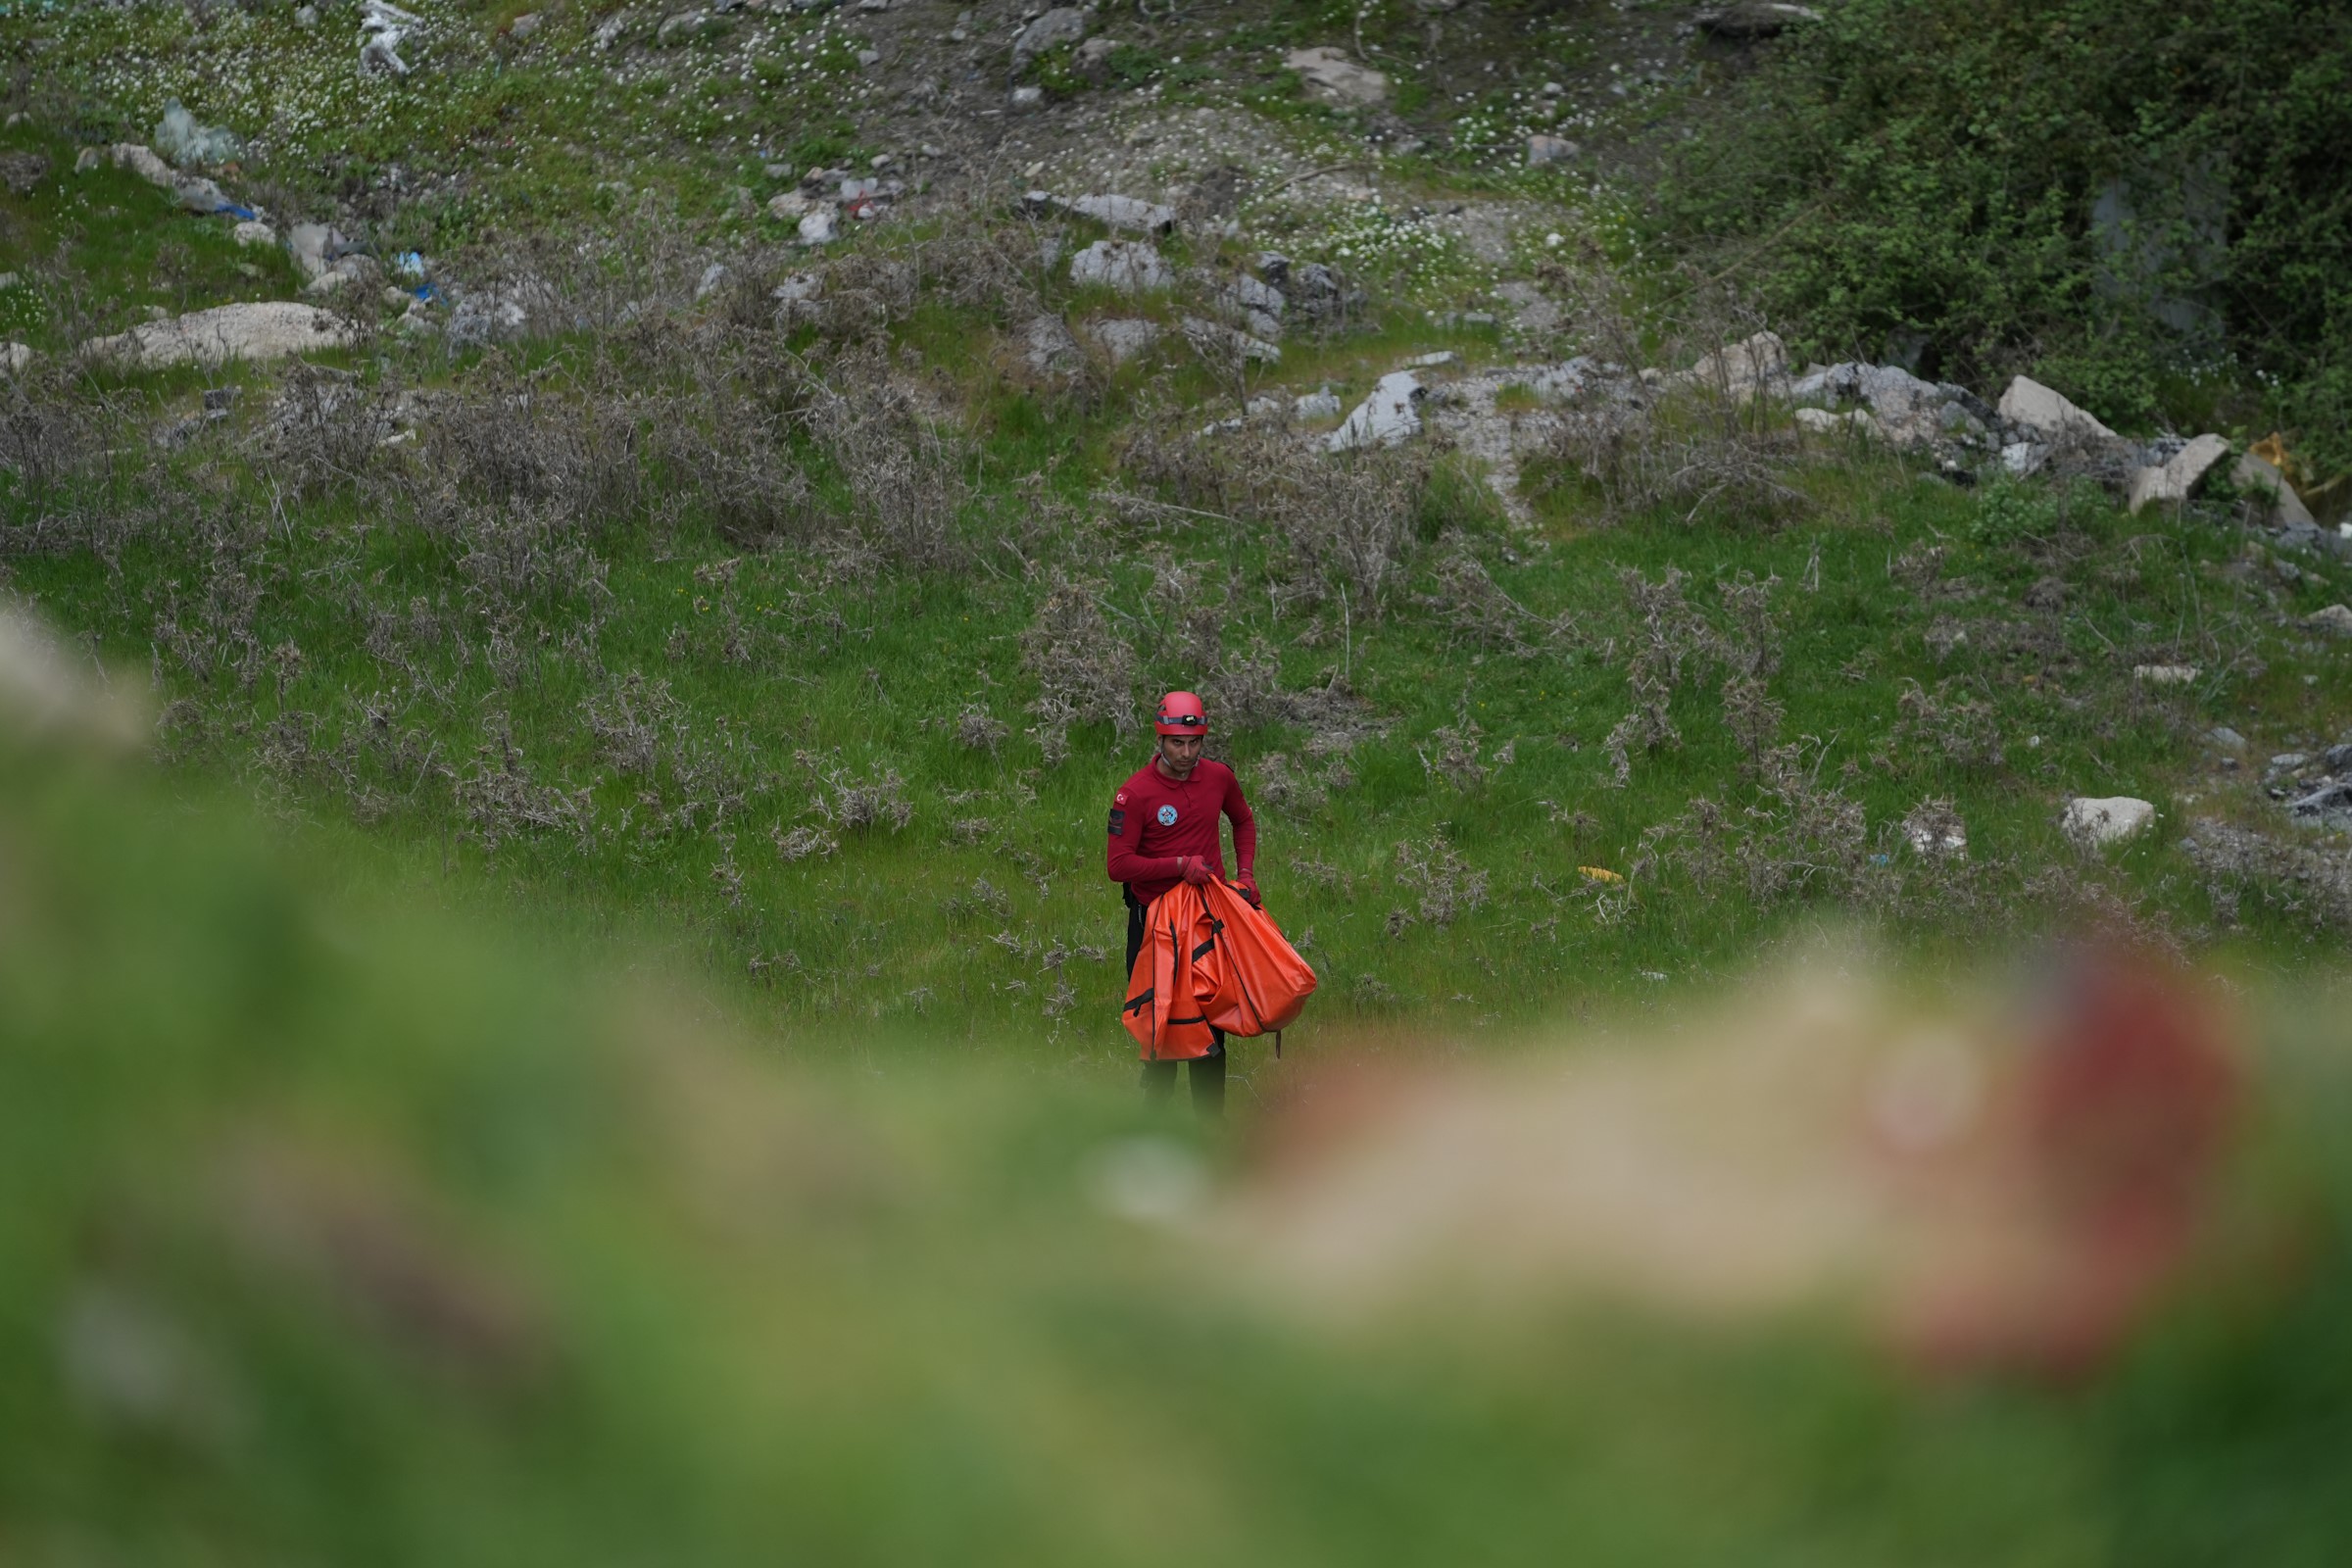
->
[1659,0,2352,468]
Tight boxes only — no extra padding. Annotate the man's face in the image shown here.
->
[1157,733,1205,776]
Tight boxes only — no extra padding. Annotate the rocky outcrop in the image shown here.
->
[81,302,355,369]
[1285,46,1389,106]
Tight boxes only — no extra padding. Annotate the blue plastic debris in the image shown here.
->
[218,203,257,220]
[394,251,427,279]
[412,282,442,303]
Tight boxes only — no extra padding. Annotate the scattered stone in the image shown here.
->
[695,262,732,301]
[799,209,838,246]
[285,223,343,282]
[1294,387,1343,421]
[2127,432,2231,513]
[657,10,724,45]
[2287,780,2352,829]
[1084,318,1162,365]
[302,255,382,296]
[80,302,355,369]
[1904,810,1968,858]
[2231,451,2317,528]
[767,190,812,221]
[1181,316,1280,365]
[1326,370,1424,452]
[1686,330,1788,402]
[1997,375,2121,445]
[229,219,275,249]
[2206,726,2248,755]
[359,0,416,74]
[1073,36,1120,85]
[446,289,530,348]
[1069,239,1172,293]
[2061,796,2157,849]
[1009,85,1045,112]
[1697,2,1824,38]
[1285,46,1390,107]
[2,343,33,375]
[593,11,628,47]
[1023,314,1082,376]
[508,11,542,38]
[1010,6,1089,74]
[0,149,50,194]
[2133,663,2200,686]
[2269,753,2309,776]
[2306,604,2352,639]
[154,100,243,169]
[1023,191,1178,235]
[295,4,318,25]
[1525,135,1577,168]
[1794,407,1877,438]
[856,47,881,67]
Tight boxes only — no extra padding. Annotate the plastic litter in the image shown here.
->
[153,101,244,169]
[1577,865,1624,884]
[360,0,418,75]
[393,252,427,279]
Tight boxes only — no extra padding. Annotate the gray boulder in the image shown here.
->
[1011,7,1088,74]
[2126,433,2231,514]
[2232,451,2317,527]
[80,302,355,369]
[1327,370,1425,451]
[2062,796,2156,849]
[1070,239,1171,293]
[1084,318,1162,365]
[1997,375,2121,445]
[1285,46,1389,106]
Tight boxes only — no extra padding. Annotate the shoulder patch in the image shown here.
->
[1107,808,1125,836]
[1114,790,1128,806]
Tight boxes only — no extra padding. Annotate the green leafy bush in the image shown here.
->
[1658,0,2352,470]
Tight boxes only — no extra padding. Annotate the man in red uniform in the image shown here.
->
[1106,690,1258,1115]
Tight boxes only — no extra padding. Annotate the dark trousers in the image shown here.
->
[1127,893,1226,1117]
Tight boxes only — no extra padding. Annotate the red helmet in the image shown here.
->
[1154,690,1208,737]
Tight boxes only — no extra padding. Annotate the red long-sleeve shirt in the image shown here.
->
[1105,758,1256,905]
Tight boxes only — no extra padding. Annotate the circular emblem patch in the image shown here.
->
[1156,805,1179,827]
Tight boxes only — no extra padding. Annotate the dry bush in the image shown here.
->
[808,760,912,833]
[1602,566,1709,785]
[1538,268,1809,526]
[2183,820,2352,933]
[1021,572,1137,764]
[1416,533,1574,657]
[1394,832,1490,928]
[453,714,596,853]
[414,356,648,527]
[1641,742,1871,907]
[1889,677,2007,771]
[1118,421,1430,619]
[799,344,965,568]
[954,706,1010,753]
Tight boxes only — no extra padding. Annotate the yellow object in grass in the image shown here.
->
[1578,865,1624,884]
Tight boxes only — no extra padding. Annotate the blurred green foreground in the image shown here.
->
[4,639,2352,1568]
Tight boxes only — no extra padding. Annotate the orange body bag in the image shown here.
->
[1121,879,1319,1060]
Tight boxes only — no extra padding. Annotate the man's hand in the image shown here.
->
[1179,856,1212,887]
[1236,868,1260,907]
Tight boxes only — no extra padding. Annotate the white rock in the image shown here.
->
[1404,350,1456,368]
[1294,387,1343,421]
[1182,316,1280,364]
[1024,314,1081,375]
[105,143,174,188]
[1326,370,1424,451]
[509,11,541,38]
[1285,46,1389,106]
[1525,134,1577,167]
[1046,192,1177,235]
[1070,239,1171,293]
[1904,815,1968,858]
[1685,330,1788,402]
[229,219,275,249]
[766,191,811,221]
[2132,664,2200,686]
[2061,796,2157,849]
[1996,375,2120,445]
[2,342,33,375]
[2306,604,2352,639]
[1008,85,1045,112]
[2126,432,2230,513]
[2231,452,2316,528]
[80,302,355,369]
[799,209,837,246]
[1999,441,2046,476]
[286,222,339,281]
[1084,318,1162,365]
[695,262,731,301]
